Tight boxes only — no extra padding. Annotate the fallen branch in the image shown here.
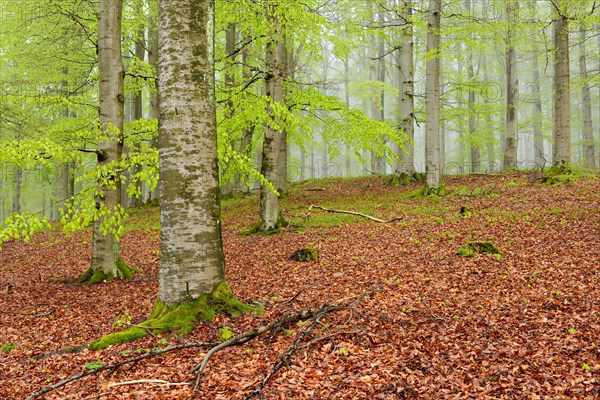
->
[108,379,192,388]
[307,205,403,223]
[192,293,371,392]
[27,342,216,400]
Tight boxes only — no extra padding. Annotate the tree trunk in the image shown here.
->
[344,52,352,177]
[147,8,159,204]
[369,11,386,175]
[260,2,284,231]
[90,0,124,279]
[221,23,237,198]
[552,5,570,165]
[12,166,21,214]
[157,0,225,305]
[504,0,518,168]
[531,52,545,167]
[579,28,595,169]
[275,35,289,193]
[396,0,415,175]
[464,0,479,173]
[425,0,441,189]
[129,15,145,209]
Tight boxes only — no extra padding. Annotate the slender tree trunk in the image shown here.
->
[552,9,571,165]
[504,0,518,168]
[344,52,352,176]
[464,0,479,173]
[147,8,159,203]
[128,17,146,209]
[397,0,415,175]
[12,166,21,214]
[260,2,284,231]
[221,23,237,198]
[531,53,545,167]
[234,35,255,194]
[370,12,386,175]
[579,28,595,169]
[276,35,289,193]
[90,0,124,277]
[425,0,441,188]
[157,0,225,304]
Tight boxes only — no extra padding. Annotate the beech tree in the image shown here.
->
[79,0,134,284]
[503,0,518,169]
[425,0,441,190]
[552,1,571,165]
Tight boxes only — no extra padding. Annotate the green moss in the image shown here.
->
[88,281,262,350]
[77,258,142,285]
[420,183,446,197]
[456,241,502,257]
[290,247,319,261]
[242,215,287,235]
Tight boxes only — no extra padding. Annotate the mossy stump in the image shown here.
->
[77,258,143,285]
[386,172,426,186]
[88,281,262,350]
[456,241,502,258]
[290,247,319,262]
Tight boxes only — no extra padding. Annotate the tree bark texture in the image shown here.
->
[92,0,124,275]
[260,1,284,231]
[425,0,441,188]
[157,0,225,305]
[579,29,595,169]
[503,0,518,169]
[552,9,570,164]
[147,8,159,203]
[397,0,415,175]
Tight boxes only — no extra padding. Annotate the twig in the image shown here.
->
[191,294,371,392]
[307,205,403,223]
[27,342,216,400]
[107,379,191,388]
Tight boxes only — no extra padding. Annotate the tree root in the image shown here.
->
[306,205,403,223]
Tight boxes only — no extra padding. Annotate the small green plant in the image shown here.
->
[456,241,502,258]
[339,347,349,356]
[568,327,577,334]
[156,338,168,346]
[0,343,19,352]
[85,360,104,370]
[219,326,235,342]
[112,312,132,328]
[582,363,590,371]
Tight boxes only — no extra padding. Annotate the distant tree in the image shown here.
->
[425,0,441,189]
[504,0,518,169]
[552,0,571,165]
[80,0,128,283]
[578,28,596,169]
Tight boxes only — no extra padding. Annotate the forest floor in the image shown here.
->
[1,172,599,399]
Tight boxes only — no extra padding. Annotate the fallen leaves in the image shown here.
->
[0,174,599,399]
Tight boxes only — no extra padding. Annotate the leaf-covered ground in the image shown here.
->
[1,173,599,399]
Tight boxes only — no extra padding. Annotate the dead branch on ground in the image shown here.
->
[27,342,216,400]
[306,205,403,223]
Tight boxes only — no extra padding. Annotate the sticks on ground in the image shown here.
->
[307,205,403,223]
[26,342,217,400]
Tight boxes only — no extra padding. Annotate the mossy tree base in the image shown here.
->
[290,247,319,261]
[77,258,143,285]
[420,183,446,197]
[386,172,426,186]
[456,241,502,257]
[242,215,287,235]
[88,281,263,350]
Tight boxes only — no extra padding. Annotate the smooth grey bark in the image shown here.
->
[157,0,225,305]
[260,1,284,231]
[552,9,571,164]
[425,0,441,188]
[344,52,352,177]
[579,28,595,169]
[531,53,545,167]
[12,166,21,214]
[127,12,146,209]
[146,8,159,203]
[464,0,479,173]
[234,36,254,194]
[92,0,124,275]
[221,22,237,198]
[503,0,518,168]
[369,11,386,175]
[396,0,415,175]
[276,35,290,193]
